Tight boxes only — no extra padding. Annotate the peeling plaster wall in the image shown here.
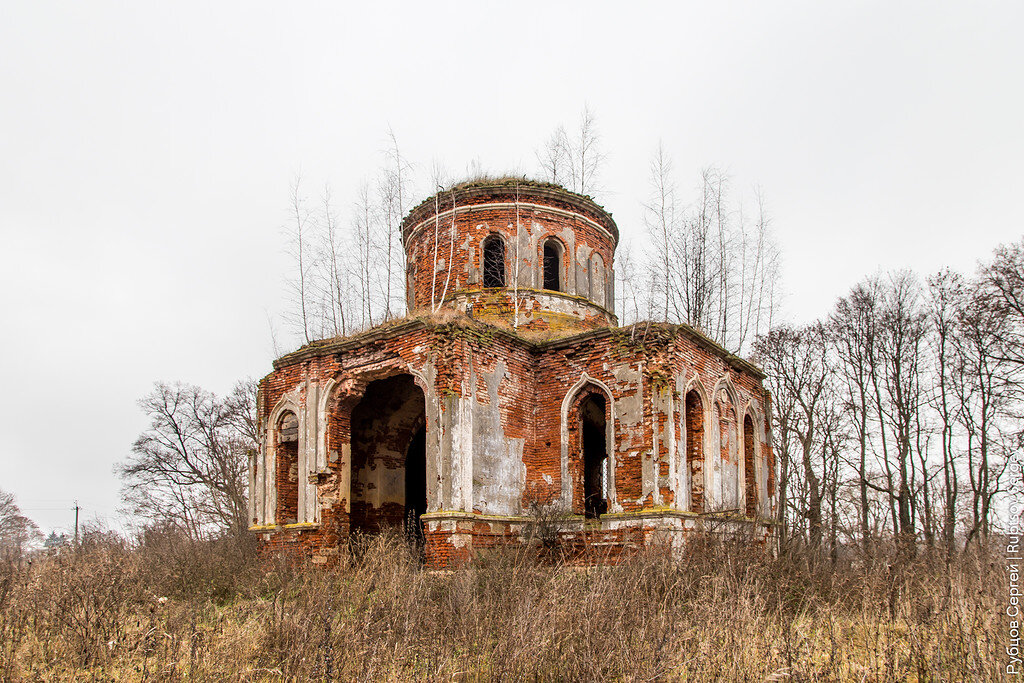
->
[652,381,675,508]
[255,318,773,567]
[472,361,526,515]
[447,289,615,332]
[575,240,592,301]
[673,373,689,512]
[712,388,740,513]
[609,363,644,511]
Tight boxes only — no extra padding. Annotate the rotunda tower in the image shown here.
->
[401,180,618,332]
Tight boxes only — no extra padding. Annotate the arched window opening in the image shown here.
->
[744,415,757,518]
[249,455,259,525]
[543,240,561,292]
[276,411,299,525]
[580,393,607,519]
[482,234,506,288]
[685,390,704,513]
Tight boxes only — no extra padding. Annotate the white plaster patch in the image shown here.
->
[610,364,642,426]
[472,360,527,515]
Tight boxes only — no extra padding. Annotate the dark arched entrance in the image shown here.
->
[349,374,427,545]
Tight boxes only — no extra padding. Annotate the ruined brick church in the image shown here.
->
[250,180,774,567]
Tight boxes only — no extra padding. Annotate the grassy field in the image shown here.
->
[0,529,1002,681]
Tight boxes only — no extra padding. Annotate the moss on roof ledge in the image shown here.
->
[415,175,604,208]
[270,313,763,379]
[401,176,617,242]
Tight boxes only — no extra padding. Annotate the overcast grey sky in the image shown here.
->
[1,2,1021,535]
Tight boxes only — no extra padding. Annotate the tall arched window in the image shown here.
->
[685,390,704,513]
[543,239,561,292]
[482,234,506,288]
[744,414,757,517]
[580,393,607,519]
[276,411,299,525]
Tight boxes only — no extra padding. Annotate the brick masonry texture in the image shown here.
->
[251,183,775,568]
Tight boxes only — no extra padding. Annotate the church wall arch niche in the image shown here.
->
[683,388,706,513]
[275,410,300,525]
[713,393,740,512]
[589,252,606,307]
[348,374,428,545]
[743,413,757,517]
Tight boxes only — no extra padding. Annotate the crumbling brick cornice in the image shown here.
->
[401,181,618,245]
[270,315,764,379]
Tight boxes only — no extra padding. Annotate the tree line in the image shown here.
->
[754,245,1022,557]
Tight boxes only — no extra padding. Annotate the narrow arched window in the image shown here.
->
[543,239,561,292]
[580,393,607,519]
[482,234,506,288]
[685,390,704,513]
[744,415,757,517]
[276,411,299,525]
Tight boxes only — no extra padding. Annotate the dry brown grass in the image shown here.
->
[0,528,1002,681]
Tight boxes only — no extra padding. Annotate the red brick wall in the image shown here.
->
[255,319,773,568]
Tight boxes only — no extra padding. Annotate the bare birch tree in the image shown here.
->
[572,105,604,195]
[433,187,457,312]
[378,128,413,321]
[734,190,781,351]
[286,177,314,344]
[643,141,678,322]
[537,125,569,186]
[352,181,379,328]
[537,106,604,195]
[643,159,780,355]
[316,184,349,337]
[613,242,644,326]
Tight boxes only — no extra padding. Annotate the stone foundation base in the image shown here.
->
[254,511,773,569]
